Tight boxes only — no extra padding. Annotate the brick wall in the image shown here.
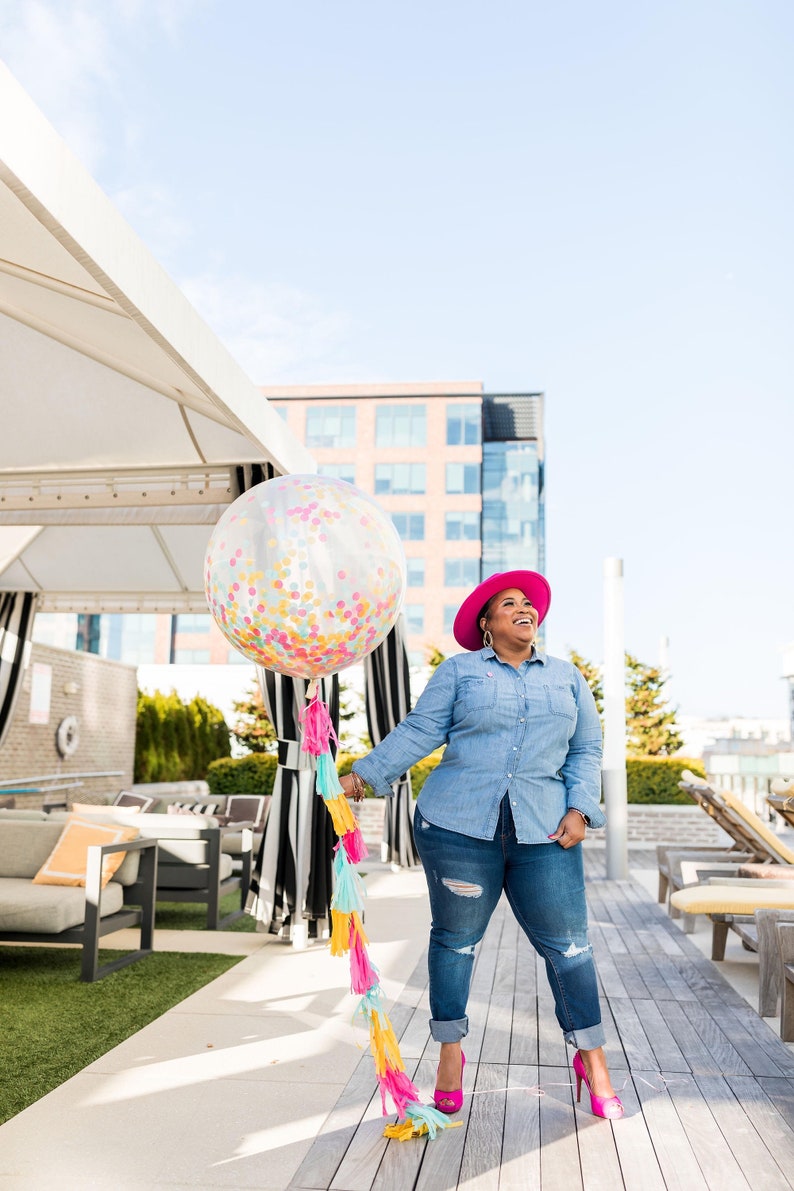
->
[353,799,735,851]
[0,644,137,806]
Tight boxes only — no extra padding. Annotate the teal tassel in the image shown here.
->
[317,751,344,799]
[331,846,366,914]
[405,1101,455,1140]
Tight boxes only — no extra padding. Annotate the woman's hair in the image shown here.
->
[477,598,492,626]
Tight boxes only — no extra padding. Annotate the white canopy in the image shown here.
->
[0,61,315,613]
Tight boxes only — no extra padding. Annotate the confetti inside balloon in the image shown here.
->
[204,474,406,678]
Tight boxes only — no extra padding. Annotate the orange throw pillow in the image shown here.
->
[32,814,140,888]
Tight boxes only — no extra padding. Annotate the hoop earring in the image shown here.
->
[483,629,494,648]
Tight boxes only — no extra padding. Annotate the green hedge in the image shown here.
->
[206,753,278,796]
[626,757,706,804]
[207,750,362,797]
[207,749,706,805]
[135,691,231,783]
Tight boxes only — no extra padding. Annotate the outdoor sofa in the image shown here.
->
[0,817,157,981]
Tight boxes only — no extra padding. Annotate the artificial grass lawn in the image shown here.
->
[0,946,242,1125]
[154,889,259,930]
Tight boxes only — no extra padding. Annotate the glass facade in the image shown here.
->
[481,441,544,577]
[376,404,426,447]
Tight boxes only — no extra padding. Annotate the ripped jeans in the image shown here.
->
[413,798,606,1050]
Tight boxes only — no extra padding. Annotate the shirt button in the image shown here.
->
[512,800,517,806]
[513,747,517,751]
[507,772,512,778]
[519,718,525,723]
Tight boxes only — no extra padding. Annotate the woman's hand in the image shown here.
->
[339,773,366,803]
[548,809,587,849]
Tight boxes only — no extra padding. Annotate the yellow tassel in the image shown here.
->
[330,909,352,955]
[350,911,369,948]
[325,795,357,836]
[383,1119,463,1141]
[369,1010,404,1076]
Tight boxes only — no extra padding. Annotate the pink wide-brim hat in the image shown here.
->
[453,570,552,651]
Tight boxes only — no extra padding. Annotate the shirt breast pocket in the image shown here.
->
[545,684,576,720]
[455,678,497,713]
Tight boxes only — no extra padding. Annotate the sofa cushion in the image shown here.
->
[114,791,159,812]
[0,821,67,878]
[32,815,140,888]
[0,877,124,932]
[671,884,794,915]
[158,853,234,889]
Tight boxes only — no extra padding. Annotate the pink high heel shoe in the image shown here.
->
[433,1050,466,1114]
[573,1051,624,1119]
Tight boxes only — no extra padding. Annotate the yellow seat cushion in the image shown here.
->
[32,814,140,888]
[718,788,794,864]
[671,884,794,916]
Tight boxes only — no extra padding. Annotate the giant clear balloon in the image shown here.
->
[205,474,406,678]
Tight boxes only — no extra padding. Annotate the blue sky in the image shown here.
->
[1,0,792,720]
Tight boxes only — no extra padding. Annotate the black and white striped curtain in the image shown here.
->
[363,617,420,868]
[247,667,338,938]
[0,592,38,751]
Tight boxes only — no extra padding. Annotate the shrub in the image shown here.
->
[134,690,231,782]
[626,757,706,805]
[206,753,278,796]
[410,750,444,797]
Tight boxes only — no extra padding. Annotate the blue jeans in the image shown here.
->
[413,798,606,1050]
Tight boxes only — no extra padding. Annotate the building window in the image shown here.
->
[447,403,481,446]
[173,648,212,664]
[305,405,356,448]
[391,512,425,540]
[271,403,289,421]
[444,559,480,587]
[445,511,480,541]
[445,462,480,494]
[407,558,425,587]
[175,614,211,633]
[376,404,427,447]
[405,603,425,634]
[318,461,356,485]
[374,463,426,495]
[443,605,458,635]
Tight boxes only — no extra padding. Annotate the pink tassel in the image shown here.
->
[350,925,379,994]
[299,692,339,757]
[342,826,369,862]
[378,1066,422,1118]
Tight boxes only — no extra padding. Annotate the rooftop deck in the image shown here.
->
[290,849,794,1190]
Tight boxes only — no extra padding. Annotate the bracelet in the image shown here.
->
[349,771,368,802]
[570,808,590,826]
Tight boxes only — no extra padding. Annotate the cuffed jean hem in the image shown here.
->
[564,1022,606,1050]
[429,1016,468,1043]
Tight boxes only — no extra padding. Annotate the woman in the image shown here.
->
[340,569,623,1120]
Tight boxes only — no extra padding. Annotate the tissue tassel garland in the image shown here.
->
[299,685,459,1142]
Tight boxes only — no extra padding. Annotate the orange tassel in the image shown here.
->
[330,909,352,955]
[325,794,357,836]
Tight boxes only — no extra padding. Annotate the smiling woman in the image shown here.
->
[340,569,624,1121]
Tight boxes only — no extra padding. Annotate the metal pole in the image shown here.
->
[603,557,628,879]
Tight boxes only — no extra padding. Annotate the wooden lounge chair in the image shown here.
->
[657,771,792,930]
[671,877,794,1016]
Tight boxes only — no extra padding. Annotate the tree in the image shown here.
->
[568,649,683,757]
[625,653,683,757]
[426,645,447,673]
[230,682,277,753]
[568,649,603,716]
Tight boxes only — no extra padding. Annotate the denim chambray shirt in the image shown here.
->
[353,646,606,844]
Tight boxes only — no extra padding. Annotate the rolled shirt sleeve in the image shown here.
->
[560,666,606,829]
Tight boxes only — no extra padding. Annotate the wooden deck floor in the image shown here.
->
[289,849,794,1190]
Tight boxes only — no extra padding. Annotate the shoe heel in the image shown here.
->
[433,1050,466,1115]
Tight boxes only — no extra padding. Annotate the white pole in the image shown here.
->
[603,558,628,879]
